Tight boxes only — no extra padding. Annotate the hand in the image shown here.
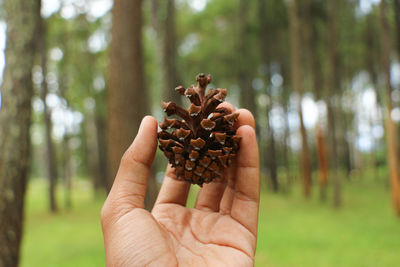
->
[101,106,260,267]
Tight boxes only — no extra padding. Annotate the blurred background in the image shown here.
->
[0,0,400,266]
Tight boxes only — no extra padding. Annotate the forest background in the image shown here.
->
[1,0,400,266]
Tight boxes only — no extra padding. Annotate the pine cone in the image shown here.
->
[158,73,241,186]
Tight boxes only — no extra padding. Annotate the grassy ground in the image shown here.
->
[21,173,400,267]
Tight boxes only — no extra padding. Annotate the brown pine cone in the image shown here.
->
[158,73,241,186]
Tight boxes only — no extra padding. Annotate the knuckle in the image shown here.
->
[101,200,113,226]
[120,148,133,165]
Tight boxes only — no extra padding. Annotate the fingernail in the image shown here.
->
[138,116,148,134]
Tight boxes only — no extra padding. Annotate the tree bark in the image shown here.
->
[327,0,341,208]
[379,0,400,216]
[258,0,278,192]
[303,0,329,200]
[316,125,329,201]
[288,0,312,198]
[38,15,58,213]
[340,111,352,177]
[57,45,73,209]
[0,0,41,265]
[162,0,182,105]
[365,13,380,180]
[393,0,400,60]
[95,112,109,191]
[238,0,257,123]
[108,0,157,209]
[84,110,103,193]
[151,0,182,105]
[62,134,73,209]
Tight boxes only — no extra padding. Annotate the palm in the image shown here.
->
[151,203,255,266]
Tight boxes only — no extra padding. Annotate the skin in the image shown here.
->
[101,105,260,267]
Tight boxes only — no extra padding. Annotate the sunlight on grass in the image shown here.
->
[21,172,400,267]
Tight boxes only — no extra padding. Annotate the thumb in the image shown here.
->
[108,116,158,209]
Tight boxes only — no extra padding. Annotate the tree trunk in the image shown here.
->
[288,0,312,198]
[303,0,329,200]
[283,104,292,192]
[151,0,182,105]
[280,57,293,192]
[57,52,73,209]
[38,15,58,213]
[108,0,157,209]
[0,0,41,265]
[303,0,322,100]
[62,134,73,209]
[163,0,181,105]
[393,0,400,60]
[258,0,278,192]
[238,0,257,123]
[95,112,109,191]
[84,110,103,193]
[327,0,341,208]
[365,13,380,180]
[341,112,352,177]
[379,0,400,216]
[316,125,329,201]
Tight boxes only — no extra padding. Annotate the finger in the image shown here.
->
[216,103,255,130]
[193,102,235,212]
[218,158,237,214]
[216,101,235,115]
[194,108,255,212]
[154,164,191,207]
[108,116,158,209]
[194,179,227,212]
[230,125,260,236]
[220,109,255,214]
[236,108,256,130]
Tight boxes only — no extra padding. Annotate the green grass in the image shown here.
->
[21,180,105,267]
[21,174,400,267]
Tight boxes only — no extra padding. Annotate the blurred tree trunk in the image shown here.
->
[379,0,400,216]
[238,0,257,124]
[338,108,352,178]
[95,112,109,191]
[162,0,181,104]
[62,134,73,209]
[303,0,322,100]
[316,125,329,201]
[365,13,380,180]
[38,15,58,213]
[288,0,312,198]
[56,19,74,209]
[58,47,73,209]
[152,0,182,105]
[108,0,157,209]
[84,105,108,194]
[280,58,293,192]
[258,0,278,192]
[84,109,103,193]
[0,0,41,265]
[303,0,329,200]
[327,0,341,208]
[394,0,400,60]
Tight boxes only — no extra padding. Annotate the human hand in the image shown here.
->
[101,106,260,266]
